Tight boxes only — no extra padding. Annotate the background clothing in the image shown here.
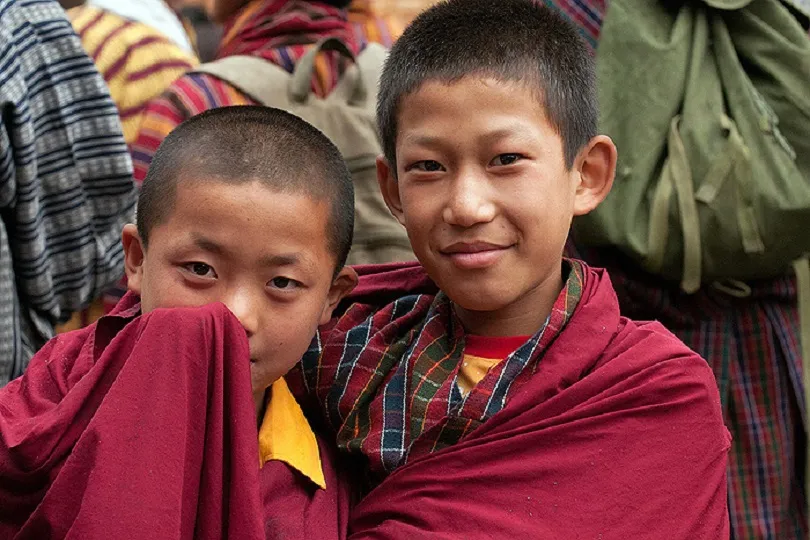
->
[546,0,809,536]
[69,6,198,145]
[131,0,399,183]
[89,0,194,53]
[0,0,136,385]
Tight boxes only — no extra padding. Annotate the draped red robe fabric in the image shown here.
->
[0,294,352,540]
[318,262,732,539]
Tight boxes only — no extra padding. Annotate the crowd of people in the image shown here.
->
[0,0,808,538]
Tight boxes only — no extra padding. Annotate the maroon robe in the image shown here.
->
[0,294,352,540]
[305,262,732,539]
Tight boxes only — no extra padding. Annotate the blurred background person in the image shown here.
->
[0,0,136,384]
[87,0,195,53]
[131,0,399,187]
[61,0,198,154]
[553,0,810,539]
[173,0,224,62]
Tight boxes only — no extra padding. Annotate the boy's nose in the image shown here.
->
[224,289,259,338]
[442,172,496,228]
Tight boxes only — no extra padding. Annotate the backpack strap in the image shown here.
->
[289,37,364,105]
[647,116,703,294]
[192,38,388,112]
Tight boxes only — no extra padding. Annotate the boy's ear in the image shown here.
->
[572,135,617,216]
[122,224,146,296]
[376,156,406,227]
[320,266,359,325]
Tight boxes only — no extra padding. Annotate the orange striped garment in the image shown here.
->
[69,6,199,145]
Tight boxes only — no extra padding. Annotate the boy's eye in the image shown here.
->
[269,277,300,290]
[183,262,217,279]
[409,160,445,172]
[490,154,523,166]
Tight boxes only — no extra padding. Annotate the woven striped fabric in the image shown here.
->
[295,261,584,481]
[547,1,808,535]
[0,0,136,385]
[543,0,605,49]
[69,5,198,144]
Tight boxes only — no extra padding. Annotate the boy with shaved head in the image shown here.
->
[0,106,358,540]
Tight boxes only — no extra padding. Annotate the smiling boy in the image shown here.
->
[290,1,732,538]
[0,106,358,540]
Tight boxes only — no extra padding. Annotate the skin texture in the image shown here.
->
[123,179,357,414]
[377,76,616,337]
[204,0,248,22]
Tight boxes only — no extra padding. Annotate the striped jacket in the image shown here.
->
[0,0,136,384]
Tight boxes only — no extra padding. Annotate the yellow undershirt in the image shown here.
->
[257,378,326,489]
[457,335,531,396]
[458,355,502,396]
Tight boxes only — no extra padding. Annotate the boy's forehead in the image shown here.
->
[401,76,542,110]
[396,77,555,142]
[157,179,333,269]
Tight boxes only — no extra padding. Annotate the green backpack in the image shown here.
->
[572,0,810,517]
[195,38,414,266]
[572,0,810,294]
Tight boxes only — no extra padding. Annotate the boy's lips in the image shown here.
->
[440,241,512,270]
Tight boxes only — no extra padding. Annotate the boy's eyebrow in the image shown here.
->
[259,253,301,267]
[190,234,309,269]
[402,127,534,148]
[400,133,444,147]
[193,235,227,256]
[480,127,533,143]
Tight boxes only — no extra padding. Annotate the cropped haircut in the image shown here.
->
[137,106,354,271]
[377,0,597,170]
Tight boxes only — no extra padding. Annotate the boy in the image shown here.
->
[0,106,358,539]
[290,1,732,538]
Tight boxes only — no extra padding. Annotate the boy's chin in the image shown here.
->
[446,288,515,315]
[249,362,279,399]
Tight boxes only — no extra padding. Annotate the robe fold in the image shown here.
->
[0,295,351,540]
[294,261,731,539]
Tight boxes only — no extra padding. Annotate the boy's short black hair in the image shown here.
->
[137,106,354,271]
[377,0,596,170]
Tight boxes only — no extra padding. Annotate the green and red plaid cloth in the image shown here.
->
[293,261,583,479]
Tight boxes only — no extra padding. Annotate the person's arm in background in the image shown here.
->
[0,0,136,384]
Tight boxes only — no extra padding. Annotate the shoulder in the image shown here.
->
[596,317,725,431]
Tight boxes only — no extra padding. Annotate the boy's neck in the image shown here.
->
[255,388,268,429]
[453,268,564,337]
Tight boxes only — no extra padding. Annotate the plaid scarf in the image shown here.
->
[216,0,359,94]
[299,260,584,480]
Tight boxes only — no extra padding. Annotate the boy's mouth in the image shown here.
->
[440,241,512,270]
